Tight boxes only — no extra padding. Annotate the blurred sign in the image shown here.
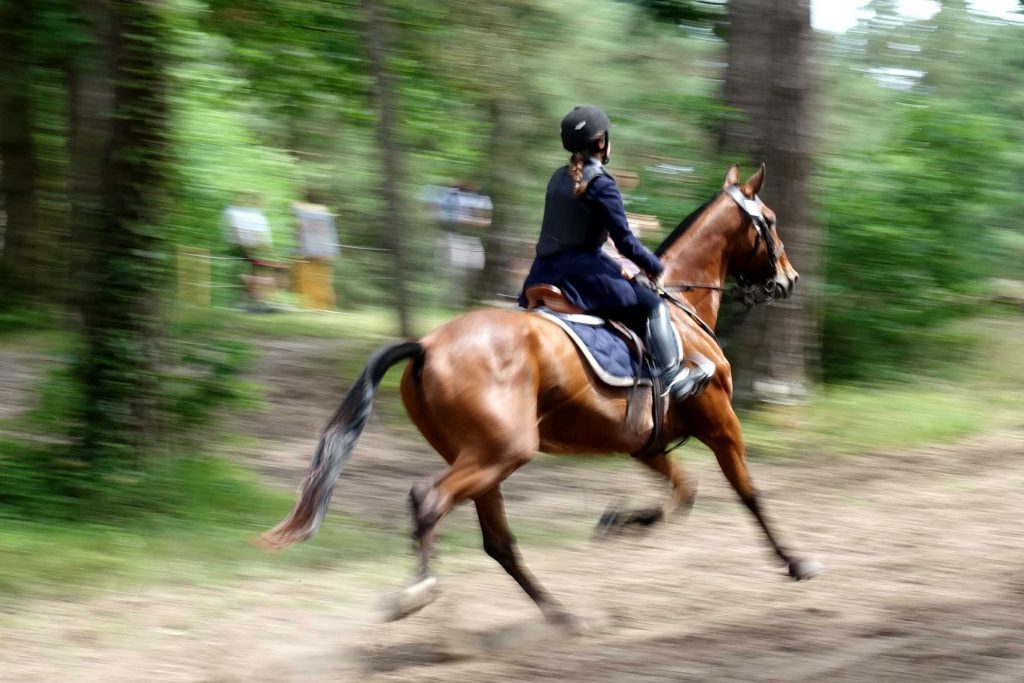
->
[616,170,640,190]
[626,213,661,238]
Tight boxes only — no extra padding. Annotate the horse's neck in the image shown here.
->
[660,212,730,330]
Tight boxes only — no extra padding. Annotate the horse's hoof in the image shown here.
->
[788,558,824,581]
[593,500,624,540]
[380,576,441,622]
[544,609,593,635]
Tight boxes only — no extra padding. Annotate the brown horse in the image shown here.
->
[261,164,822,626]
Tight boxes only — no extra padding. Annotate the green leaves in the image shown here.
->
[817,13,1023,380]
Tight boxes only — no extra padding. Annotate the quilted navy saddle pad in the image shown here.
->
[530,308,654,387]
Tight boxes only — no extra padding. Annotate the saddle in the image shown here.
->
[524,284,585,316]
[524,285,650,385]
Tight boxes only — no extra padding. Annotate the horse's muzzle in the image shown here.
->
[775,268,799,300]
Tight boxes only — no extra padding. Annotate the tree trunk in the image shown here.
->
[75,0,168,463]
[717,0,772,167]
[67,1,115,315]
[0,0,42,304]
[718,0,820,404]
[472,97,517,305]
[362,0,412,337]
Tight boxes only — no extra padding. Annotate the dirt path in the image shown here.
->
[2,426,1022,683]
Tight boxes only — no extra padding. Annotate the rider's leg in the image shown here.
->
[640,287,713,401]
[591,282,712,400]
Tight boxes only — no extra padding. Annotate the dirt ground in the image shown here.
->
[2,339,1023,682]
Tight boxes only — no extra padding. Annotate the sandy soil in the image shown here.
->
[2,338,1022,682]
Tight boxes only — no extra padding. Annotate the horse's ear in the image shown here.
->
[743,163,766,196]
[722,164,740,189]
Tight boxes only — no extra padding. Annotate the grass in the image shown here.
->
[741,385,991,457]
[0,450,578,602]
[740,313,1024,458]
[0,452,407,602]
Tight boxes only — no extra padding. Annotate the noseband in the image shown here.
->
[722,184,785,305]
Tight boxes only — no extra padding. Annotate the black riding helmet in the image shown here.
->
[560,105,611,155]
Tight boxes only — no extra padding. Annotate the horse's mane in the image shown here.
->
[654,190,723,257]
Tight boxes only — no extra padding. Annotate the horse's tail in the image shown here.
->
[259,340,425,549]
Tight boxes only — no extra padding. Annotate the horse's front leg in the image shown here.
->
[595,452,698,536]
[694,400,823,581]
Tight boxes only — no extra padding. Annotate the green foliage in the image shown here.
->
[1,325,254,518]
[816,14,1024,380]
[160,322,260,438]
[0,306,60,336]
[821,101,993,377]
[633,0,724,26]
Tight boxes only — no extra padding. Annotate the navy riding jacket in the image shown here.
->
[519,161,663,312]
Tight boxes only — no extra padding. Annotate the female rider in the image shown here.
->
[519,105,711,401]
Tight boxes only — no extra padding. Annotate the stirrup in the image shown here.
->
[663,362,714,402]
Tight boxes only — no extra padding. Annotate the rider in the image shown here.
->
[519,105,711,401]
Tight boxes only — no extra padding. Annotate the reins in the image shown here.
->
[662,283,726,293]
[655,284,722,350]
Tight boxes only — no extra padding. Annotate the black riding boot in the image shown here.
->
[645,301,713,401]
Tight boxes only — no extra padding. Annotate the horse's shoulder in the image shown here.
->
[676,316,729,371]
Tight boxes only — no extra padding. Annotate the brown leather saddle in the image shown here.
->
[524,284,584,315]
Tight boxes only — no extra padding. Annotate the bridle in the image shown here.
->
[661,185,785,306]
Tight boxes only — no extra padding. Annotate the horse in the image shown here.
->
[261,164,823,627]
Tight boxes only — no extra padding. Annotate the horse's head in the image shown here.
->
[721,164,799,305]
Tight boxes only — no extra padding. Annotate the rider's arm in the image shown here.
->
[586,175,664,277]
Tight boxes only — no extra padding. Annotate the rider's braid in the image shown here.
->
[569,151,586,197]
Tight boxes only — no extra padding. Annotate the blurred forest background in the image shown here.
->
[0,0,1022,597]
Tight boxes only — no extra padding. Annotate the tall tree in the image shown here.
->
[0,0,42,305]
[717,0,820,403]
[75,0,168,463]
[68,0,114,315]
[362,0,412,336]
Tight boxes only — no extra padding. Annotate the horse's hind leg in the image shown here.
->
[390,355,540,621]
[384,451,528,621]
[696,403,823,581]
[596,452,697,536]
[475,485,579,627]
